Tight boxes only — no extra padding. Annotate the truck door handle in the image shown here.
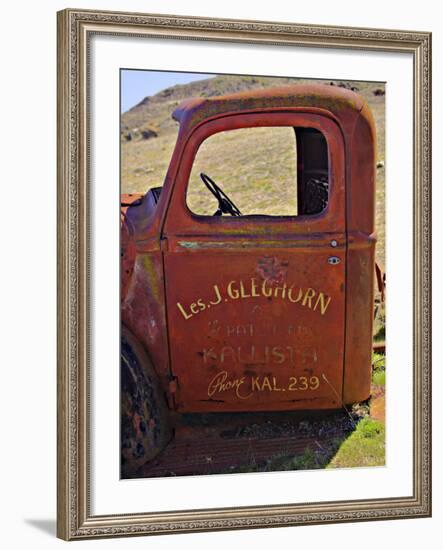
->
[328,256,341,265]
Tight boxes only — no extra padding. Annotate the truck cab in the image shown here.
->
[120,84,376,474]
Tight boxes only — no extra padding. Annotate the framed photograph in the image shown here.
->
[57,8,431,540]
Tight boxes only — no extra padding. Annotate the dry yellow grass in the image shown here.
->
[188,126,298,216]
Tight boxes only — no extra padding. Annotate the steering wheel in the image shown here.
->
[200,172,242,217]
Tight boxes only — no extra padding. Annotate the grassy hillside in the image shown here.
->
[121,74,385,269]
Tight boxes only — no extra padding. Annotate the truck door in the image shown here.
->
[162,112,346,412]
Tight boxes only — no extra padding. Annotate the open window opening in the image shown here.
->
[186,126,329,218]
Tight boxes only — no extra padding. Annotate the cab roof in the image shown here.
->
[172,84,366,130]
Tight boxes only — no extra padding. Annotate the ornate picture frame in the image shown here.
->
[57,8,431,540]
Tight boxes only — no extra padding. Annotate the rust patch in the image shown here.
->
[256,256,289,284]
[370,385,385,424]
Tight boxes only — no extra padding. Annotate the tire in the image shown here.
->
[120,329,172,478]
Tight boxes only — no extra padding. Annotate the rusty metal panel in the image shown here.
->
[164,242,346,411]
[171,84,364,131]
[343,238,375,404]
[121,250,171,389]
[342,104,377,403]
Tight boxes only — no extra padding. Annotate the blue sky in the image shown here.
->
[120,69,215,112]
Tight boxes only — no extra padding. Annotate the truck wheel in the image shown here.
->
[120,330,172,478]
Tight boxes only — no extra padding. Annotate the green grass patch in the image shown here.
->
[327,417,385,469]
[372,352,386,386]
[372,369,386,386]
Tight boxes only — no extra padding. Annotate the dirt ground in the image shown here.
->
[134,385,385,478]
